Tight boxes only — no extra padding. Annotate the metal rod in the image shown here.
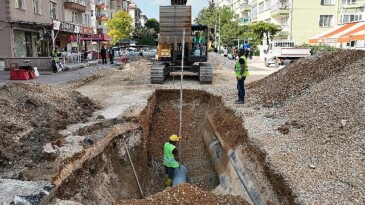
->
[124,140,144,198]
[178,30,185,164]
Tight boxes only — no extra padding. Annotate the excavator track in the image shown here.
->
[150,63,166,84]
[199,63,213,84]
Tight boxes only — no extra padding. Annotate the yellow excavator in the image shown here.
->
[150,0,213,84]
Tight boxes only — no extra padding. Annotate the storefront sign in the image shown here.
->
[68,34,112,41]
[80,26,94,35]
[53,20,81,33]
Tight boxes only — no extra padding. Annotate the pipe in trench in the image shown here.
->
[205,114,266,205]
[202,130,229,190]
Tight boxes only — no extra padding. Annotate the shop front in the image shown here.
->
[68,33,112,60]
[0,21,54,70]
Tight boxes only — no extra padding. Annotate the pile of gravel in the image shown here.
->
[248,49,365,107]
[116,183,250,205]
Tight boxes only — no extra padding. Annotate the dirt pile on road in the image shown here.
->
[0,82,100,178]
[116,183,250,205]
[248,49,365,107]
[245,49,365,203]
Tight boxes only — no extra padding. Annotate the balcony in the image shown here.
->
[270,3,290,17]
[240,18,251,24]
[240,3,251,11]
[96,0,109,9]
[64,0,86,12]
[96,14,108,21]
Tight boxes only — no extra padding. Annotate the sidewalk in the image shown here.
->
[0,61,118,86]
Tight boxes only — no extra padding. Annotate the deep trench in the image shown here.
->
[53,89,295,205]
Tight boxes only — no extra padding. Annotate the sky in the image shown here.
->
[132,0,210,21]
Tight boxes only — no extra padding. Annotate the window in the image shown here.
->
[342,0,356,4]
[341,14,362,23]
[72,11,80,23]
[50,1,57,19]
[15,0,26,10]
[259,2,264,13]
[321,0,335,5]
[319,15,333,27]
[33,0,41,14]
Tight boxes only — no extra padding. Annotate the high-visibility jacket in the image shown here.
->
[51,50,61,62]
[235,55,249,77]
[193,36,203,44]
[163,142,179,168]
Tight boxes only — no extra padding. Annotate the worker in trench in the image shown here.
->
[163,134,180,187]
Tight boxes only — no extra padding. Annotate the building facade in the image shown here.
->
[216,0,365,45]
[0,0,64,59]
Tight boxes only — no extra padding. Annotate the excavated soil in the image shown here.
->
[0,82,100,180]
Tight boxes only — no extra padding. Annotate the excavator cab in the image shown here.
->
[188,25,209,63]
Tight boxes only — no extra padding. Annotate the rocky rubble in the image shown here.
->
[116,183,250,205]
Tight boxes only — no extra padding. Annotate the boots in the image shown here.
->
[165,174,172,187]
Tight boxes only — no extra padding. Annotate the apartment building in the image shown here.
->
[216,0,365,45]
[129,3,141,28]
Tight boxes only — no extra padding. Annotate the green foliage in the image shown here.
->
[300,43,339,55]
[106,10,132,44]
[250,21,282,45]
[195,3,241,47]
[145,18,160,33]
[132,26,157,46]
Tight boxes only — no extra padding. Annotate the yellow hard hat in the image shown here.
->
[169,134,180,142]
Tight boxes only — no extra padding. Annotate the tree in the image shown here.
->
[132,26,156,46]
[106,10,132,44]
[250,21,281,45]
[145,18,160,33]
[195,3,242,48]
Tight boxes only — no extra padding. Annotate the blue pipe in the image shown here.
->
[172,165,187,186]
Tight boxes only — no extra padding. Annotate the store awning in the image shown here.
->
[351,30,365,41]
[68,34,112,42]
[309,21,365,44]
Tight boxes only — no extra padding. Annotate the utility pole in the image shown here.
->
[218,9,221,52]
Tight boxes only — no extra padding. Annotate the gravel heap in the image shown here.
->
[116,183,250,205]
[242,49,365,204]
[248,49,365,107]
[0,82,100,179]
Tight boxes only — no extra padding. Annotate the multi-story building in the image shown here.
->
[216,0,365,45]
[140,14,148,27]
[117,0,131,12]
[129,3,141,28]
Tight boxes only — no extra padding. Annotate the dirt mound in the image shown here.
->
[0,82,101,179]
[248,49,365,107]
[245,50,365,203]
[116,183,250,205]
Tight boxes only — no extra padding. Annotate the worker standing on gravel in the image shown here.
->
[235,49,249,104]
[163,134,180,187]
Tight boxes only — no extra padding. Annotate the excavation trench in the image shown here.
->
[52,89,294,204]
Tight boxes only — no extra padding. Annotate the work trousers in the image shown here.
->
[237,77,246,102]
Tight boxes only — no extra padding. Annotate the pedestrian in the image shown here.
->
[50,47,62,73]
[234,49,249,104]
[108,46,115,64]
[100,46,107,64]
[223,47,228,57]
[232,47,236,60]
[163,134,180,187]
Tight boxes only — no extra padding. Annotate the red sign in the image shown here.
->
[80,26,94,35]
[68,34,112,42]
